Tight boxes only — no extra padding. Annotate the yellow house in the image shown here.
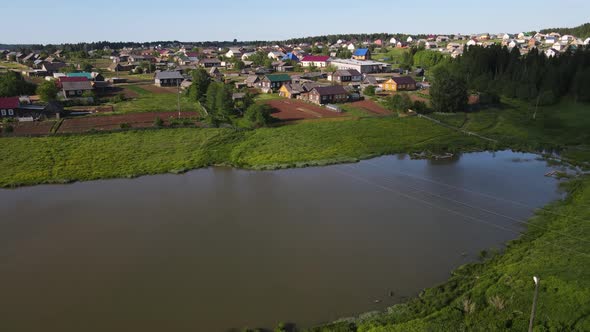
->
[382,76,417,92]
[279,83,304,99]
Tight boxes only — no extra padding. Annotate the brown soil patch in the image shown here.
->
[349,100,392,115]
[266,99,344,121]
[58,112,199,133]
[140,85,178,94]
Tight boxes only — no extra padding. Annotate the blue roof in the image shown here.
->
[67,72,93,79]
[353,48,370,56]
[281,53,300,62]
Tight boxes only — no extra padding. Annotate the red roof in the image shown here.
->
[57,76,89,88]
[59,76,89,83]
[185,52,198,57]
[0,97,20,109]
[301,55,331,62]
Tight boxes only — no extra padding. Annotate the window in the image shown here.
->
[1,109,5,116]
[8,109,14,116]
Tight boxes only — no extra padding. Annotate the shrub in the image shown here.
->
[120,123,131,129]
[153,117,164,128]
[3,124,14,134]
[364,85,376,96]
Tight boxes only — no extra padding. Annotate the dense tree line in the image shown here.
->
[444,45,590,105]
[0,72,36,98]
[540,22,590,38]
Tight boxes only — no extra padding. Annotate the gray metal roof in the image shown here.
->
[155,71,183,80]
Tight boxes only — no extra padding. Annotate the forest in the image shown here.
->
[433,45,590,109]
[540,22,590,38]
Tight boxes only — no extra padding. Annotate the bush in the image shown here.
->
[3,124,14,134]
[153,117,164,128]
[120,123,131,129]
[111,93,125,103]
[363,86,376,96]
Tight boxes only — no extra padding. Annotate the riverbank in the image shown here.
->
[0,116,493,188]
[302,176,590,332]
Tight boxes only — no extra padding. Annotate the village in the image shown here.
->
[1,30,589,135]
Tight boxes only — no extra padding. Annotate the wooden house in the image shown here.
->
[260,74,292,92]
[382,76,417,91]
[308,86,348,105]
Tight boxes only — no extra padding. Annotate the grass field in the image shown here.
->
[0,116,488,187]
[104,85,203,115]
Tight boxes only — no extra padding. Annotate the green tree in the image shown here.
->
[430,66,468,113]
[364,85,376,96]
[0,72,36,97]
[189,68,211,103]
[36,81,59,102]
[243,103,273,128]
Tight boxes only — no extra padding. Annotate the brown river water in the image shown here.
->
[0,151,561,331]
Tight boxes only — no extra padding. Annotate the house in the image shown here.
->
[57,76,89,88]
[352,48,371,60]
[0,97,63,120]
[330,59,390,74]
[424,42,438,49]
[185,52,199,62]
[308,86,348,105]
[41,62,66,75]
[241,52,256,61]
[61,80,93,99]
[260,74,292,92]
[129,55,155,63]
[584,38,590,45]
[199,58,222,68]
[300,55,331,68]
[108,62,135,72]
[406,36,414,43]
[396,41,409,48]
[268,51,285,60]
[225,48,242,58]
[67,72,94,80]
[347,43,356,51]
[327,69,362,83]
[209,67,222,79]
[466,39,478,46]
[154,71,184,87]
[382,76,417,91]
[281,52,300,62]
[244,75,261,87]
[279,83,305,98]
[545,48,559,58]
[436,36,450,43]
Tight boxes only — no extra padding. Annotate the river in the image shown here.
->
[0,151,562,331]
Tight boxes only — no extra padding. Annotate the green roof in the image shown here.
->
[67,72,92,79]
[266,74,291,82]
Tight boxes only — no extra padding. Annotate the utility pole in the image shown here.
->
[177,79,181,119]
[528,276,540,332]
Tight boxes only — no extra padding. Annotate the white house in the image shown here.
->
[508,40,518,48]
[241,52,255,61]
[268,51,285,60]
[585,38,590,45]
[545,48,558,58]
[389,37,397,45]
[545,37,557,44]
[406,36,413,43]
[561,35,575,42]
[347,43,356,51]
[502,33,513,40]
[424,42,438,49]
[466,39,477,46]
[225,48,242,58]
[552,43,565,51]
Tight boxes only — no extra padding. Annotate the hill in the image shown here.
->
[540,22,590,38]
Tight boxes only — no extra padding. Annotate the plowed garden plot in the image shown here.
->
[58,112,199,133]
[266,99,344,121]
[8,121,56,136]
[349,100,392,115]
[140,85,178,94]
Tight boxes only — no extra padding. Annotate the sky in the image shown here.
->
[1,0,589,44]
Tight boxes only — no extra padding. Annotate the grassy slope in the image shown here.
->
[306,178,590,332]
[106,85,202,114]
[0,117,488,188]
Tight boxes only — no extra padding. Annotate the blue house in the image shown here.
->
[352,48,371,60]
[281,52,300,62]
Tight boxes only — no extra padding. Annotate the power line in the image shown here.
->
[363,160,590,225]
[334,167,590,259]
[343,164,590,245]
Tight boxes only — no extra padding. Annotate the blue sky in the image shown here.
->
[1,0,588,44]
